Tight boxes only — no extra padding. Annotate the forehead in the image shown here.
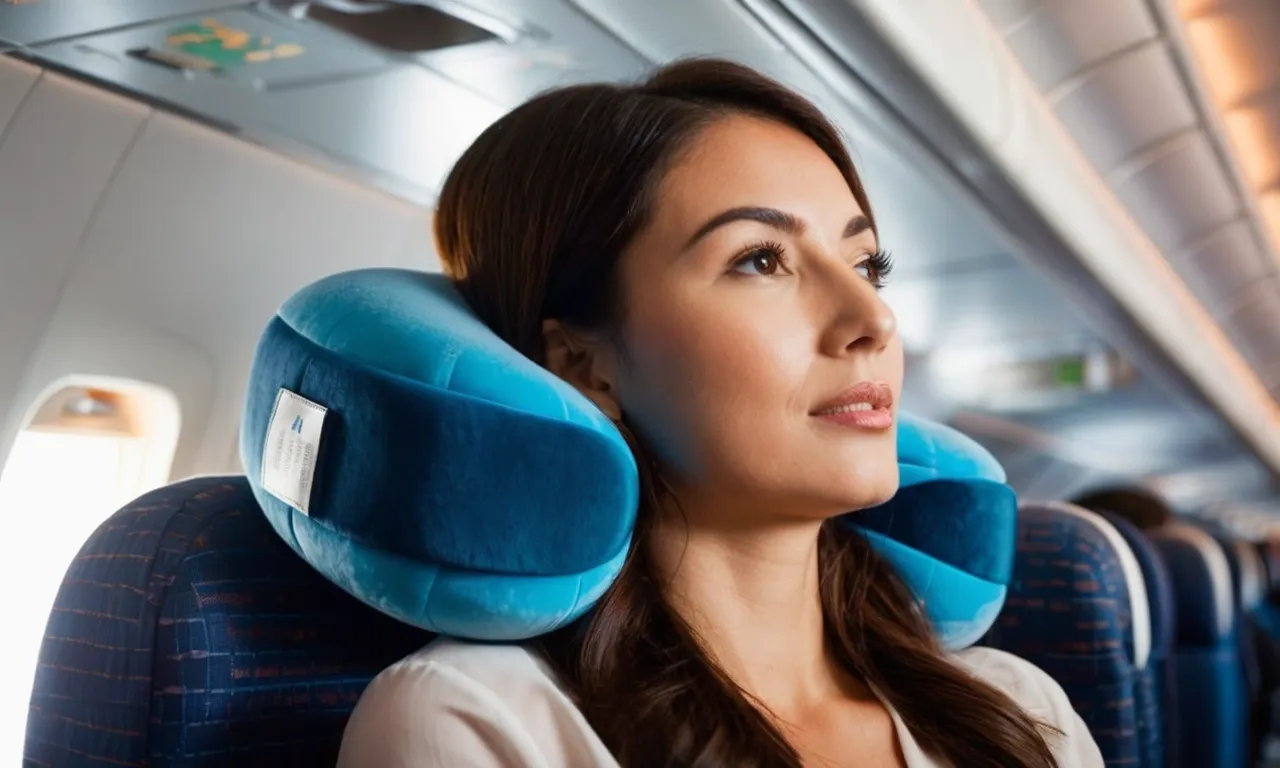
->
[651,114,863,237]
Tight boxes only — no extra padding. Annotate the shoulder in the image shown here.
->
[950,646,1106,768]
[375,636,564,698]
[337,638,613,767]
[950,645,1069,716]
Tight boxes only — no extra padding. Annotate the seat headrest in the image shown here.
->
[1225,538,1266,613]
[1044,502,1152,669]
[1151,524,1236,645]
[1097,511,1175,658]
[241,268,1017,648]
[1256,540,1280,599]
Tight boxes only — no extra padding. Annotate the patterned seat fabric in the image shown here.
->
[1098,511,1177,768]
[1150,524,1247,768]
[982,502,1150,767]
[24,476,431,767]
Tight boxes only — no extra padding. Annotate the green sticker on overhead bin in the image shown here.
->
[160,17,304,69]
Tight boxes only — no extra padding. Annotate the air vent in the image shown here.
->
[294,0,503,53]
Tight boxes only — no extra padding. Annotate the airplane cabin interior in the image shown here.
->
[2,0,1280,766]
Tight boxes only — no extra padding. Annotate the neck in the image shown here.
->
[647,507,847,711]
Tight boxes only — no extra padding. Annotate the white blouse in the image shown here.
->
[337,637,1105,767]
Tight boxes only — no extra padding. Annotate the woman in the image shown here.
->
[338,58,1103,767]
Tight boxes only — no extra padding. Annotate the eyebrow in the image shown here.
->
[684,207,873,249]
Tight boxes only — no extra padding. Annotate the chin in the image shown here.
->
[823,459,900,513]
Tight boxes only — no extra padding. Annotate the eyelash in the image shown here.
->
[730,241,895,288]
[863,249,895,288]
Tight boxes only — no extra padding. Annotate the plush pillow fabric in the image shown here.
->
[242,269,637,639]
[847,412,1015,650]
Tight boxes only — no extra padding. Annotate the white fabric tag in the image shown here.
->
[261,388,327,515]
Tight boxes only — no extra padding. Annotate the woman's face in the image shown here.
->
[607,114,904,521]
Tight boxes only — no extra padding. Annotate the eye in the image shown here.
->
[730,241,788,277]
[855,249,895,289]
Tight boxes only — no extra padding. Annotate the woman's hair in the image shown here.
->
[1072,485,1173,530]
[435,57,1059,767]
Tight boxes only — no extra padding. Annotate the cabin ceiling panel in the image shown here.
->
[979,0,1044,30]
[1109,130,1241,252]
[1051,41,1197,175]
[0,53,37,136]
[1222,104,1280,192]
[1170,218,1277,315]
[1226,287,1280,366]
[998,0,1159,91]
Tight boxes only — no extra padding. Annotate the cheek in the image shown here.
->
[616,298,812,479]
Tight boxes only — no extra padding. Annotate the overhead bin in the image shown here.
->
[0,0,247,48]
[246,63,503,195]
[17,5,512,196]
[30,9,386,91]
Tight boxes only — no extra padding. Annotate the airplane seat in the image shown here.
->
[25,267,1027,764]
[1098,511,1178,768]
[1252,541,1280,745]
[22,475,431,767]
[1149,524,1248,768]
[1218,535,1280,761]
[1254,541,1280,638]
[982,501,1150,767]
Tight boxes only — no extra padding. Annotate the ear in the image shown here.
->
[542,319,622,421]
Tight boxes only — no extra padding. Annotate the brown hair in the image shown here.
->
[435,57,1059,767]
[1073,485,1173,530]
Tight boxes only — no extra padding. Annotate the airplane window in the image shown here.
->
[0,382,180,766]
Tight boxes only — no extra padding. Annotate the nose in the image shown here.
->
[815,263,897,358]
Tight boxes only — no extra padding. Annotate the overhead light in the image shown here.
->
[1175,5,1280,267]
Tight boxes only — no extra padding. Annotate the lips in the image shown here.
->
[811,382,895,430]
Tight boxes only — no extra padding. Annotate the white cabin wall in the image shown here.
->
[0,56,441,483]
[0,62,150,471]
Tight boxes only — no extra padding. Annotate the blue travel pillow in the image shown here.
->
[241,268,1015,650]
[848,411,1015,650]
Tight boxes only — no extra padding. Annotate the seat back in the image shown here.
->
[1211,532,1274,765]
[24,476,430,767]
[1254,540,1280,639]
[1150,524,1247,768]
[982,501,1150,766]
[1099,511,1177,768]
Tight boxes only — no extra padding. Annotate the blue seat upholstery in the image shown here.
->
[24,476,430,768]
[1098,511,1177,768]
[1207,531,1272,764]
[982,502,1151,766]
[1150,524,1247,768]
[1251,542,1280,749]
